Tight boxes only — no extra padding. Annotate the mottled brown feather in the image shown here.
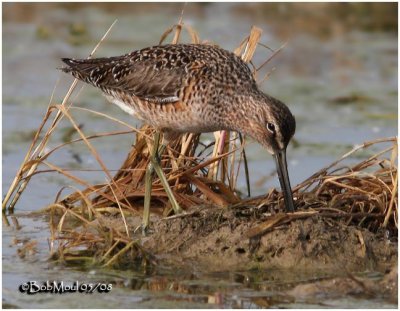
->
[61,43,295,151]
[60,43,297,212]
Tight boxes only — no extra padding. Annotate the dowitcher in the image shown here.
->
[61,43,297,229]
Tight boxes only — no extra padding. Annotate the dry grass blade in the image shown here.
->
[240,26,263,63]
[3,20,118,212]
[185,24,200,44]
[185,174,229,207]
[256,41,287,72]
[245,212,303,238]
[293,137,396,192]
[56,104,135,212]
[108,181,130,237]
[383,170,398,228]
[158,25,175,45]
[103,241,136,267]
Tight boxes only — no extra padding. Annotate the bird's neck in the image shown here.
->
[219,89,265,135]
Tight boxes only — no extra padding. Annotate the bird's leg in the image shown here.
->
[142,162,154,234]
[142,131,182,234]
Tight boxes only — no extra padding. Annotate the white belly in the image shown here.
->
[110,97,137,116]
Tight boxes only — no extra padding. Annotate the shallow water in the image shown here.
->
[3,3,397,308]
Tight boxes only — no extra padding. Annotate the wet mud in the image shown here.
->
[140,206,396,272]
[135,205,397,303]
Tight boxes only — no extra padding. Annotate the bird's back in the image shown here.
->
[61,44,258,133]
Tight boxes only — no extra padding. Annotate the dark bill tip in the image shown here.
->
[273,148,296,212]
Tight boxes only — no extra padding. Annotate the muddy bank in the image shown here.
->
[139,205,397,272]
[133,205,397,303]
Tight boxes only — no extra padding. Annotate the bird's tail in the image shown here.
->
[60,58,102,84]
[60,56,123,86]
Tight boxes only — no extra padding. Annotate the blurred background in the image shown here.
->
[3,2,398,308]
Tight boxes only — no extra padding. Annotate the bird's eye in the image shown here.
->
[267,122,276,134]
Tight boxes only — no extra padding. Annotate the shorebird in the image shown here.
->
[61,43,297,230]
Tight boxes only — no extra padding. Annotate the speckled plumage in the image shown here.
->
[61,44,295,150]
[61,43,297,212]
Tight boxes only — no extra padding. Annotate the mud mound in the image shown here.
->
[143,206,397,272]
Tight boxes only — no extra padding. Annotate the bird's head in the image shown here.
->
[243,93,296,212]
[247,94,296,155]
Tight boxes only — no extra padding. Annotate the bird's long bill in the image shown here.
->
[273,149,296,212]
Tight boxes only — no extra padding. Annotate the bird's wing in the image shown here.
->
[61,48,201,104]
